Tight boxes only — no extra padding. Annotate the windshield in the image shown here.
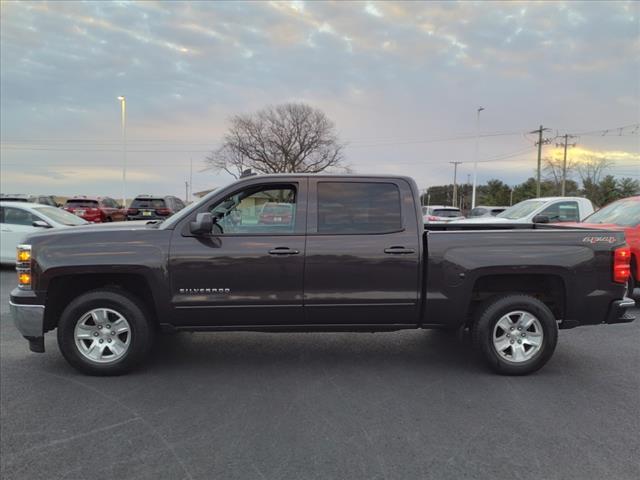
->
[131,198,166,208]
[66,199,99,208]
[583,199,640,227]
[497,200,546,220]
[34,206,88,226]
[431,209,461,218]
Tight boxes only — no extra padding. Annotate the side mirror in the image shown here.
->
[189,212,213,235]
[33,220,52,228]
[532,214,549,224]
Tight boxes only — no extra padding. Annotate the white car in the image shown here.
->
[0,201,88,264]
[422,205,465,223]
[452,197,594,224]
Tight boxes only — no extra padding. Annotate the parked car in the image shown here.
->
[126,195,185,221]
[469,205,508,218]
[64,196,126,222]
[453,197,594,224]
[0,194,59,207]
[10,175,634,376]
[258,202,294,225]
[0,202,87,264]
[557,196,639,294]
[422,205,465,223]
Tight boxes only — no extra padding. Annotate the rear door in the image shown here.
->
[304,178,421,326]
[168,178,308,327]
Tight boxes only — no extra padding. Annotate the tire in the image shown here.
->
[57,288,154,375]
[471,294,558,375]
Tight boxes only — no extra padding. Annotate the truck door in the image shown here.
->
[168,179,307,327]
[304,178,421,326]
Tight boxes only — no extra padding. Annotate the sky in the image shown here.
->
[1,0,639,200]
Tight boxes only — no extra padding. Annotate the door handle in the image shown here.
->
[384,246,415,255]
[268,247,300,255]
[1,228,12,232]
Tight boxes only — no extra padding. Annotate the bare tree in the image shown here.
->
[542,156,576,189]
[207,103,346,178]
[576,155,614,185]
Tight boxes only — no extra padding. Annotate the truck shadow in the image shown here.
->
[144,329,485,375]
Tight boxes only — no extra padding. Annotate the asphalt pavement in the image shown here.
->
[1,267,639,480]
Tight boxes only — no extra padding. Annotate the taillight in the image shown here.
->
[613,247,631,284]
[427,215,439,221]
[156,208,172,216]
[127,208,139,215]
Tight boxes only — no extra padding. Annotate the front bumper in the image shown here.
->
[9,297,45,353]
[604,297,636,325]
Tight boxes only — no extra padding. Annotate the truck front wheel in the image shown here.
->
[57,288,154,375]
[472,295,558,375]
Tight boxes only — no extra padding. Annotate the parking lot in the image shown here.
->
[1,267,638,480]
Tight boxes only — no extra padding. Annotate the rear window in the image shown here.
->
[66,199,99,207]
[131,198,166,209]
[317,182,402,234]
[432,209,461,218]
[469,208,487,217]
[262,204,292,215]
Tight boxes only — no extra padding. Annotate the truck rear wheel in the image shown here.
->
[57,288,153,375]
[472,295,558,375]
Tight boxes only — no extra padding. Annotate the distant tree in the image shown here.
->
[616,177,640,198]
[598,175,619,206]
[479,179,511,206]
[542,156,577,193]
[206,103,346,178]
[511,177,557,204]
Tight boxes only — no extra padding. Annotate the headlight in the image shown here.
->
[16,244,32,290]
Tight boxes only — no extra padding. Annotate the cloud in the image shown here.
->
[1,0,638,195]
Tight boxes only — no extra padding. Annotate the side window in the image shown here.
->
[317,182,402,234]
[175,198,185,210]
[3,207,37,226]
[209,185,297,235]
[540,201,579,222]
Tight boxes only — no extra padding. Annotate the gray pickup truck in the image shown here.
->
[10,175,635,375]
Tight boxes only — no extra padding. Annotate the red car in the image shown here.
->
[566,196,639,293]
[64,196,126,223]
[258,202,294,225]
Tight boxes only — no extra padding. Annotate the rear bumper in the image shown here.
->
[604,297,636,325]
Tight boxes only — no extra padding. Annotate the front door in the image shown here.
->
[168,180,307,327]
[304,178,421,326]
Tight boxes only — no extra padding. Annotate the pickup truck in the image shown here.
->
[453,196,594,224]
[10,175,635,376]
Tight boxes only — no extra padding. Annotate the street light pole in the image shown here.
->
[471,106,484,209]
[117,96,127,208]
[449,161,462,207]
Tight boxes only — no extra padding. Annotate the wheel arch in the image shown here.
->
[467,273,567,326]
[43,273,159,333]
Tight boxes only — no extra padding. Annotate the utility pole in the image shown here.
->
[449,161,462,207]
[117,96,127,208]
[471,106,485,209]
[189,156,193,202]
[530,125,551,198]
[185,181,189,202]
[555,134,577,196]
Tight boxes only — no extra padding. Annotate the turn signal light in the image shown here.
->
[18,272,31,286]
[613,247,631,284]
[17,249,31,263]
